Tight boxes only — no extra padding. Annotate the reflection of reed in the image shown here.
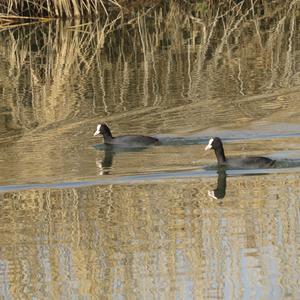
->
[0,20,99,131]
[208,169,227,199]
[96,145,114,175]
[0,173,299,298]
[0,1,299,136]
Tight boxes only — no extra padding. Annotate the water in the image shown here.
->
[1,4,300,299]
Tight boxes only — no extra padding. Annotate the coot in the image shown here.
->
[94,123,159,146]
[205,137,275,168]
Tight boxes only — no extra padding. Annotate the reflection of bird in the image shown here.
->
[96,145,114,175]
[208,170,227,199]
[94,123,159,147]
[95,144,150,175]
[205,137,275,168]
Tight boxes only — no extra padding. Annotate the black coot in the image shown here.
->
[205,137,275,168]
[94,123,159,146]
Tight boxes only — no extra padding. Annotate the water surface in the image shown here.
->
[0,4,300,299]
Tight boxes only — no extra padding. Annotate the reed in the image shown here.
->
[0,0,131,21]
[0,0,111,18]
[0,0,294,19]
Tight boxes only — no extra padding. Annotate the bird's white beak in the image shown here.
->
[94,124,101,136]
[205,138,214,151]
[205,144,212,151]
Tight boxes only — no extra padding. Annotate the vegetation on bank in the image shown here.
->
[1,0,159,20]
[0,0,294,20]
[0,0,296,36]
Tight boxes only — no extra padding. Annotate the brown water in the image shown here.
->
[1,3,300,299]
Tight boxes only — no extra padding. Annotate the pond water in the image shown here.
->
[0,3,300,299]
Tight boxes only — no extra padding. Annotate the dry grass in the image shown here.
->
[0,0,123,20]
[0,0,294,19]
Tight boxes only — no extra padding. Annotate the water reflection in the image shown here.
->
[0,3,299,184]
[0,3,300,299]
[96,145,114,175]
[95,144,151,175]
[208,157,300,200]
[208,170,227,200]
[0,172,299,299]
[0,1,299,138]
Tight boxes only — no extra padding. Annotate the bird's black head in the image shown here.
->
[205,137,227,164]
[205,137,223,151]
[94,123,112,137]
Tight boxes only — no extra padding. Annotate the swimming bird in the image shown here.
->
[94,123,159,146]
[205,137,275,168]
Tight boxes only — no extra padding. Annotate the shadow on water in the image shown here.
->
[93,144,151,175]
[92,136,209,175]
[93,144,153,151]
[207,168,272,200]
[156,136,208,146]
[206,159,300,200]
[2,157,300,192]
[204,158,300,171]
[208,170,227,200]
[95,146,114,175]
[94,136,209,148]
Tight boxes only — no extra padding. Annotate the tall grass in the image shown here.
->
[0,0,294,19]
[0,0,157,19]
[0,0,115,18]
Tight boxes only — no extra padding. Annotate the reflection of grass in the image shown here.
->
[2,19,104,132]
[0,1,299,134]
[1,172,300,299]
